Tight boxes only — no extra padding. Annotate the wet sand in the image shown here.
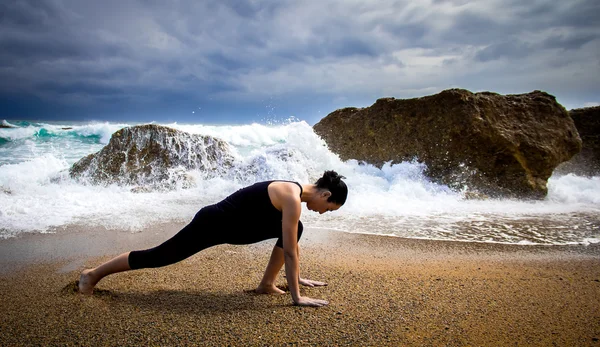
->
[1,224,599,346]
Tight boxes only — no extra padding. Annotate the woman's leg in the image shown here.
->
[79,208,222,294]
[256,221,304,294]
[256,245,285,294]
[79,252,131,294]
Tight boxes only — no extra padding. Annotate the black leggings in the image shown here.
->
[128,206,303,270]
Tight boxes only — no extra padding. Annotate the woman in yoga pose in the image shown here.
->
[79,171,347,307]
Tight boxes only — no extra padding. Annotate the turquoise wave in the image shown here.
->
[35,128,59,139]
[36,128,104,143]
[1,122,104,144]
[2,120,36,127]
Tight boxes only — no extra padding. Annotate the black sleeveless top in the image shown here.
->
[213,180,304,247]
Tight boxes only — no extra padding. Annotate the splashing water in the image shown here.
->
[0,120,598,245]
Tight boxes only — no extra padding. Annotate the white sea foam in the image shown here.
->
[0,124,40,141]
[67,122,129,144]
[547,174,600,205]
[1,120,16,127]
[0,120,598,245]
[168,123,288,149]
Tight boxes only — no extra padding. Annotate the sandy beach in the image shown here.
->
[1,224,599,346]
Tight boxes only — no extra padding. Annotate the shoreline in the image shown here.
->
[2,222,599,264]
[1,224,599,345]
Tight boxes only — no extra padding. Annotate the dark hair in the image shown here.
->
[315,170,348,205]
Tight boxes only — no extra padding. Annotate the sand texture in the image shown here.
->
[1,226,599,346]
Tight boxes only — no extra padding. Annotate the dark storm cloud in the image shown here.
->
[0,0,63,28]
[436,2,594,47]
[541,32,597,51]
[474,41,532,62]
[1,0,599,122]
[548,1,600,28]
[0,1,80,62]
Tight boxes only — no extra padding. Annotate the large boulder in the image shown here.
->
[70,124,234,188]
[555,106,600,176]
[314,89,582,199]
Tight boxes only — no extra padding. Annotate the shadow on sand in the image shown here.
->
[61,280,293,314]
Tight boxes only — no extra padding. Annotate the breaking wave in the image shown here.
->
[0,120,598,245]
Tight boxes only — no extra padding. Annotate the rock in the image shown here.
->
[1,120,17,128]
[220,145,309,183]
[313,89,581,199]
[555,106,600,176]
[463,191,489,200]
[70,124,234,188]
[130,186,152,193]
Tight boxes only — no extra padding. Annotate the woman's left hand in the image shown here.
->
[299,278,327,287]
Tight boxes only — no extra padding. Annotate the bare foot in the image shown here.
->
[78,269,96,295]
[255,284,285,295]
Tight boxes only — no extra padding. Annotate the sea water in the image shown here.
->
[0,119,599,245]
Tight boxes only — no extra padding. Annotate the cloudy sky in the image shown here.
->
[1,0,599,124]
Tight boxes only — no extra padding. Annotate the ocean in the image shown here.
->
[1,119,599,245]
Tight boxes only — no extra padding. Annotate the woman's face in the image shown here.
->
[307,191,342,214]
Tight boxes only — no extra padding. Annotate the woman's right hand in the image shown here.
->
[294,296,329,307]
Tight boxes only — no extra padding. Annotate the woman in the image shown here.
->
[79,170,347,307]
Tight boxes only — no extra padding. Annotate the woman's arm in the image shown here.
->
[281,194,328,307]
